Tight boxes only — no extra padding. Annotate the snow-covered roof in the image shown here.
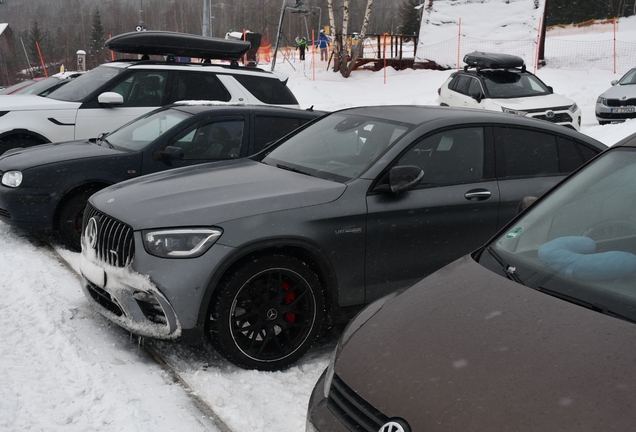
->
[416,0,546,68]
[0,23,8,37]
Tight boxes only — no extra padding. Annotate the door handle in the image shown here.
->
[464,189,491,201]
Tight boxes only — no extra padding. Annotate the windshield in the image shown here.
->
[482,148,636,321]
[482,71,551,98]
[47,65,125,102]
[618,68,636,85]
[262,113,411,182]
[105,107,191,151]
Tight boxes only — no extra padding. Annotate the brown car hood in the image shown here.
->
[336,255,636,431]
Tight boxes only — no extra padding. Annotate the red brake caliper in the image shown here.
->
[282,281,296,323]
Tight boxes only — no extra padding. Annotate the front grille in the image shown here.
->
[606,98,636,107]
[83,203,135,267]
[531,112,573,123]
[0,207,10,219]
[327,374,389,432]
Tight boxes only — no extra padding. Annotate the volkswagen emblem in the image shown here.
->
[546,110,555,118]
[378,419,410,432]
[85,217,99,249]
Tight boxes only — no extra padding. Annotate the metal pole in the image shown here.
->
[202,0,211,37]
[271,0,287,71]
[20,37,35,78]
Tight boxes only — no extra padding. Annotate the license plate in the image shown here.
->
[611,107,635,114]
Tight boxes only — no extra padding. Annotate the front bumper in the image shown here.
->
[595,102,636,122]
[0,186,59,231]
[79,230,237,342]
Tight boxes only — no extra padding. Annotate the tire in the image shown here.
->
[56,187,101,252]
[0,134,46,156]
[207,254,325,371]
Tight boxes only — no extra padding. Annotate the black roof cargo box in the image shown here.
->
[106,31,251,61]
[463,52,525,70]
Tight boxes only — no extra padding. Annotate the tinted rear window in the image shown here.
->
[233,75,298,105]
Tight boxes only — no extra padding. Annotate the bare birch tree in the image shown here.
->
[342,0,373,77]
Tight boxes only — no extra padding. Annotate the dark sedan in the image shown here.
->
[78,105,606,371]
[307,133,636,431]
[0,103,324,250]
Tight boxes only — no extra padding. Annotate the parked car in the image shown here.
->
[0,33,299,155]
[0,103,323,251]
[438,51,582,130]
[10,71,85,97]
[306,133,636,432]
[78,105,605,371]
[595,67,636,124]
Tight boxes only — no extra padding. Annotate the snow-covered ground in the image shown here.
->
[4,24,636,432]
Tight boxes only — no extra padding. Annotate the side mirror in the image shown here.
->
[517,196,537,214]
[379,165,424,194]
[547,86,553,94]
[473,93,483,103]
[161,146,184,160]
[611,80,618,86]
[97,91,124,106]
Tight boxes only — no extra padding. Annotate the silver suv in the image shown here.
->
[0,57,299,155]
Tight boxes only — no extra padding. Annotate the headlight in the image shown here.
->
[596,96,607,105]
[1,170,23,187]
[142,228,222,258]
[323,292,398,399]
[569,103,579,113]
[501,107,527,116]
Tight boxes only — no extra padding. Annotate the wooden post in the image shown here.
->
[36,41,48,77]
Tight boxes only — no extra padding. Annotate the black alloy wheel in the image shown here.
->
[208,255,324,371]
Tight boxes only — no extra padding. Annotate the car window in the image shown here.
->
[578,143,600,161]
[106,108,191,151]
[497,127,559,177]
[618,68,636,85]
[482,72,551,98]
[172,71,231,102]
[109,71,169,107]
[557,136,585,172]
[486,148,636,321]
[232,74,298,105]
[263,113,411,182]
[467,78,483,98]
[253,115,306,153]
[47,65,125,102]
[453,75,473,96]
[398,127,485,185]
[173,119,245,160]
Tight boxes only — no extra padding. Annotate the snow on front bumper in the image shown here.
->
[79,246,182,340]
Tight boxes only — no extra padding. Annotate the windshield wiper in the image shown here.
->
[96,133,114,149]
[535,286,636,324]
[485,246,524,285]
[276,163,311,176]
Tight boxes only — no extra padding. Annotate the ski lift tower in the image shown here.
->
[271,0,321,71]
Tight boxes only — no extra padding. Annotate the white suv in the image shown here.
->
[0,59,299,154]
[438,52,581,130]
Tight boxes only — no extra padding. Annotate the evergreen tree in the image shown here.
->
[397,0,422,36]
[28,20,45,62]
[90,7,105,52]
